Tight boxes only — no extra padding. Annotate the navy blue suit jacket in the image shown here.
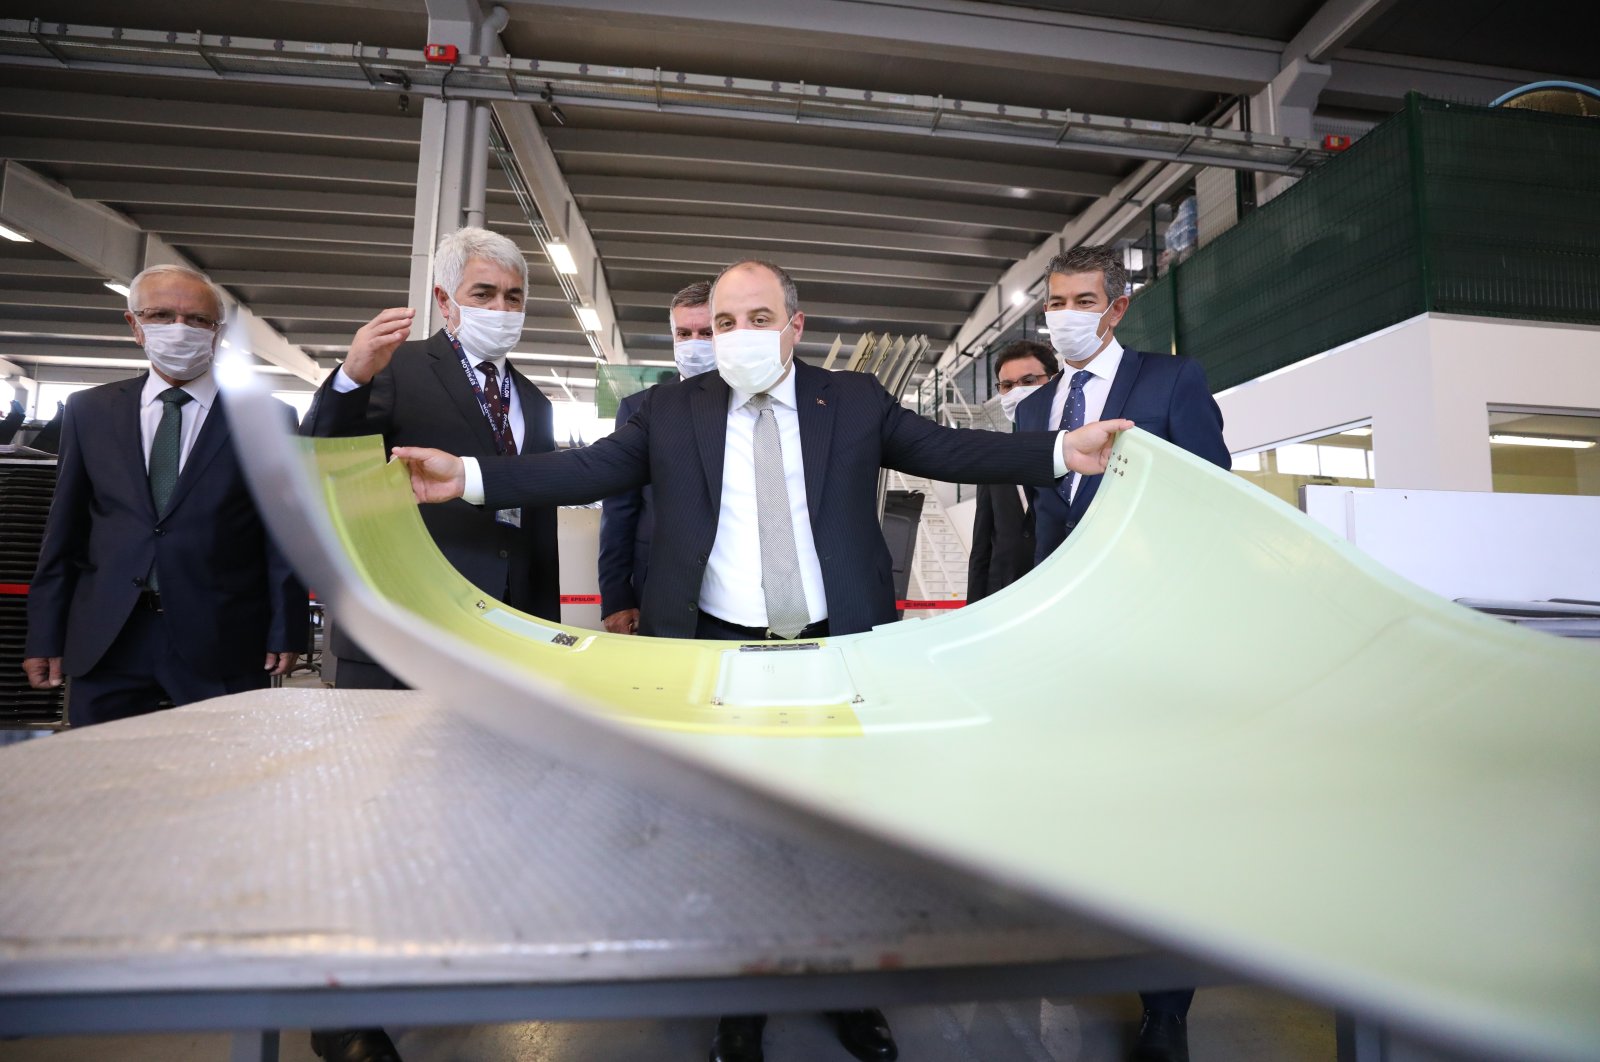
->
[25,375,308,680]
[597,387,653,617]
[1016,347,1230,561]
[480,360,1061,638]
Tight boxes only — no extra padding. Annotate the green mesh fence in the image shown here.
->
[1114,95,1600,394]
[1117,272,1177,355]
[595,364,679,419]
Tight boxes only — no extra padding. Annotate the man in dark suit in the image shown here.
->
[22,264,306,726]
[302,226,560,690]
[966,339,1057,603]
[1019,244,1229,1062]
[598,279,713,635]
[390,258,1131,1062]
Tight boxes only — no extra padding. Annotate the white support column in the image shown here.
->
[1253,56,1332,204]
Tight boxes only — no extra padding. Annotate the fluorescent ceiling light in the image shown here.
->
[104,281,131,297]
[0,222,31,243]
[545,240,579,275]
[631,359,676,367]
[1036,326,1049,334]
[1490,434,1595,449]
[575,306,603,332]
[1010,291,1027,306]
[1339,427,1372,437]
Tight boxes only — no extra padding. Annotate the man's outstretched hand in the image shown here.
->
[391,447,467,503]
[1060,419,1136,476]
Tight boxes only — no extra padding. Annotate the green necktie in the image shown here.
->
[147,387,192,591]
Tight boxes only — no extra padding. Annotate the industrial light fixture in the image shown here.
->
[575,306,603,332]
[1010,290,1027,307]
[1339,427,1373,437]
[104,281,131,297]
[1036,325,1050,334]
[544,240,579,275]
[1490,434,1595,449]
[0,222,31,242]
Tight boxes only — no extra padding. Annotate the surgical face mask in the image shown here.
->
[673,338,716,378]
[141,322,216,382]
[714,317,793,394]
[1045,305,1113,366]
[448,296,524,361]
[998,383,1043,422]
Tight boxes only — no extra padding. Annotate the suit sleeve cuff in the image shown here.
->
[462,457,486,505]
[1051,431,1070,479]
[331,366,363,393]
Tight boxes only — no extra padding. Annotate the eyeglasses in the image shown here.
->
[996,372,1052,393]
[132,308,220,331]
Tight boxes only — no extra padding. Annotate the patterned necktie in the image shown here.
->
[477,361,518,455]
[1056,369,1094,504]
[748,394,811,639]
[147,386,191,592]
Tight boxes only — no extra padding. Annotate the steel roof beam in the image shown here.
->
[584,212,1032,261]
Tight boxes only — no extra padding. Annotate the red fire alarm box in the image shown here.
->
[424,43,459,64]
[1323,134,1353,151]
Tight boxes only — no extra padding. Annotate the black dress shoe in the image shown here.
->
[1129,1008,1188,1062]
[709,1014,767,1062]
[310,1028,401,1062]
[830,1008,898,1061]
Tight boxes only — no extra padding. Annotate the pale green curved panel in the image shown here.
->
[248,402,1598,1061]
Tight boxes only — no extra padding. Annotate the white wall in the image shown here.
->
[1217,313,1600,491]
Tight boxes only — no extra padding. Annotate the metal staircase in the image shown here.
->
[885,469,968,609]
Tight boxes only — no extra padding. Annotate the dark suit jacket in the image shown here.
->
[301,330,561,660]
[597,386,653,617]
[1016,346,1230,561]
[478,360,1061,638]
[965,482,1037,602]
[25,375,308,680]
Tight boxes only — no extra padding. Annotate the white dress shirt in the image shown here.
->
[1049,336,1124,501]
[334,348,525,452]
[139,369,217,472]
[697,368,829,628]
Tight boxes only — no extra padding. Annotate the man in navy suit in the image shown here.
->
[598,279,714,635]
[22,265,307,726]
[1019,245,1230,562]
[391,259,1131,1062]
[1018,244,1229,1062]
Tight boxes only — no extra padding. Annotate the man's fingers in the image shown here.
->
[391,446,438,463]
[368,307,416,327]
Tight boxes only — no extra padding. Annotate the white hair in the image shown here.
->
[434,227,529,298]
[126,264,227,321]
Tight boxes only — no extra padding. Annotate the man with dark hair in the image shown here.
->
[388,256,1133,1062]
[598,280,713,635]
[966,339,1056,602]
[1018,244,1229,1062]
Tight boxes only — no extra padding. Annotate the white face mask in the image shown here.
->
[141,322,216,382]
[447,296,524,361]
[998,383,1043,422]
[1045,305,1114,366]
[714,318,794,394]
[673,339,716,378]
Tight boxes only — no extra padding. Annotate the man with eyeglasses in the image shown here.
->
[23,264,307,726]
[966,339,1057,603]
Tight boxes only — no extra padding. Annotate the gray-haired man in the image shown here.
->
[303,226,563,693]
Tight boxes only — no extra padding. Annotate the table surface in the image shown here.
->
[0,688,1141,1002]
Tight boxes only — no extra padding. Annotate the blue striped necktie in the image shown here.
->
[1056,370,1094,503]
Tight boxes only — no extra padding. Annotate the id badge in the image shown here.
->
[495,507,522,529]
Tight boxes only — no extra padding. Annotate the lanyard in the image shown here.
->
[446,330,515,456]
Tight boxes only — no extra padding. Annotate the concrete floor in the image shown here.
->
[0,986,1335,1060]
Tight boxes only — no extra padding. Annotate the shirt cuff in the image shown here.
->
[1051,431,1070,479]
[331,365,364,393]
[461,457,485,505]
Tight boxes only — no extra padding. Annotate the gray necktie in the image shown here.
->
[748,394,811,639]
[147,386,192,591]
